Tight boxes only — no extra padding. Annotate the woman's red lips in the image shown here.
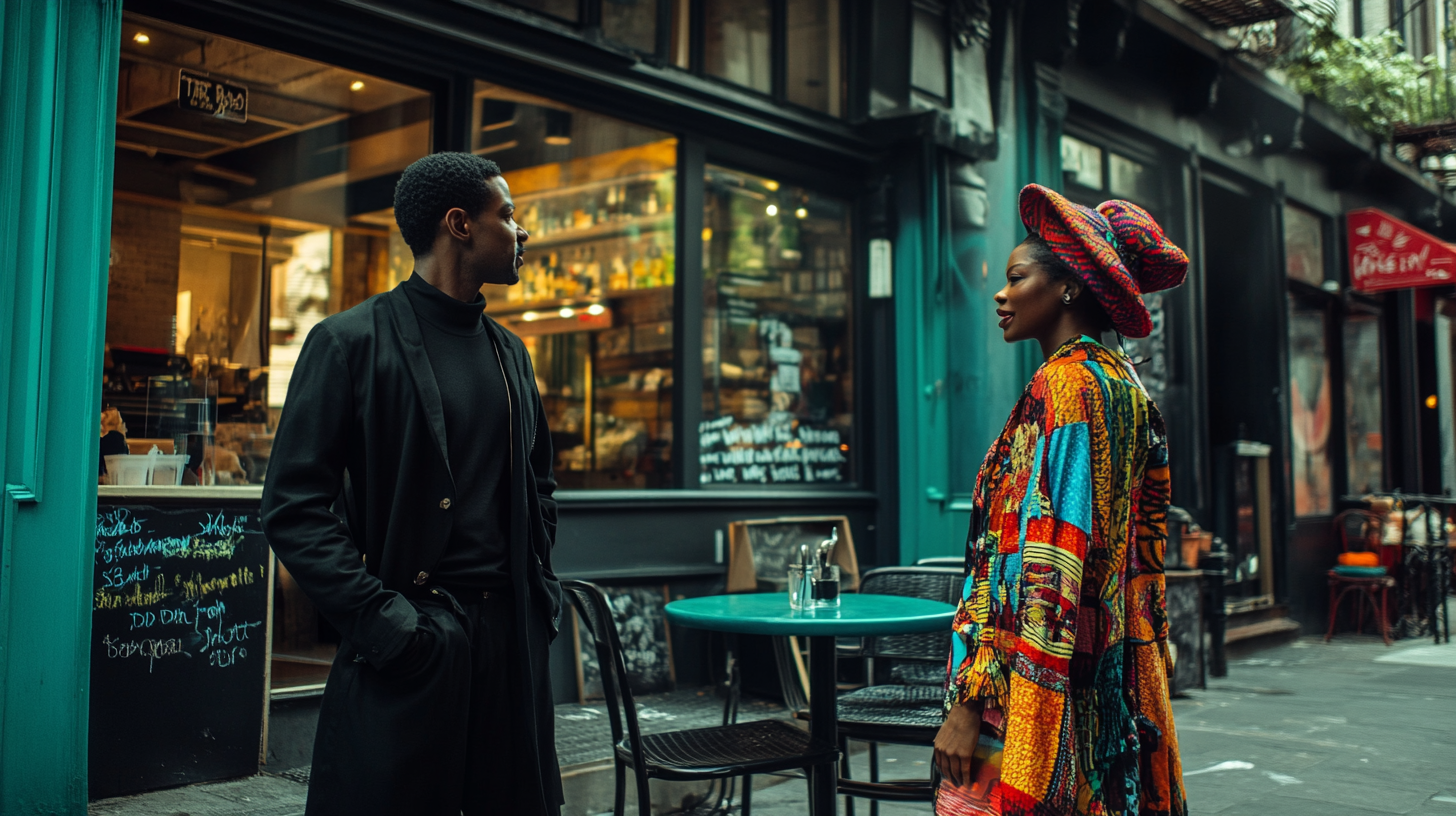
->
[997,310,1013,329]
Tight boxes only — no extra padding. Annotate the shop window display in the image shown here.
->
[473,82,677,489]
[106,12,433,690]
[1289,296,1334,516]
[700,166,854,486]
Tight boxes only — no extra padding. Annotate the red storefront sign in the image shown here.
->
[1347,208,1456,292]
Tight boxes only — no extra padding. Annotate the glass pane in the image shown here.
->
[1344,314,1384,493]
[474,82,677,489]
[701,166,854,486]
[603,0,657,53]
[786,0,841,115]
[506,0,580,23]
[1289,296,1333,516]
[108,11,433,692]
[1284,203,1326,287]
[1060,135,1104,190]
[1109,153,1158,205]
[910,6,947,98]
[705,0,772,94]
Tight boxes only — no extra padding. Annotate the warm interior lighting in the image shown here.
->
[544,109,573,146]
[795,207,808,219]
[1426,394,1439,409]
[763,180,780,191]
[587,304,606,316]
[559,307,575,318]
[765,204,778,217]
[350,80,365,92]
[702,227,713,242]
[133,32,150,44]
[522,311,539,322]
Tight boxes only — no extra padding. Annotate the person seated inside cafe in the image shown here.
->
[98,404,129,480]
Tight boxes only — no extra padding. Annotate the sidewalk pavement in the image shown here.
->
[89,633,1456,816]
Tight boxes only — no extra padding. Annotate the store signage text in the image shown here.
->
[177,69,248,123]
[1347,208,1456,292]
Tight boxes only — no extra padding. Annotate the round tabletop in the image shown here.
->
[664,593,956,637]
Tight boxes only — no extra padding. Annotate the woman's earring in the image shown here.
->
[1062,292,1074,305]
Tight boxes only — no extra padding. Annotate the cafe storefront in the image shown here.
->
[76,0,906,797]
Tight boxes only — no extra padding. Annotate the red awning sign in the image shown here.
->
[1347,208,1456,293]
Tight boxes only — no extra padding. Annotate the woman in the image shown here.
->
[933,184,1188,816]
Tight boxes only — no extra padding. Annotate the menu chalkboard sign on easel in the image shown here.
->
[89,504,271,799]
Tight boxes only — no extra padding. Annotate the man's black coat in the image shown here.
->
[261,286,563,812]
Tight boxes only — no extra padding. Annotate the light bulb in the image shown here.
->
[559,307,575,318]
[522,311,539,322]
[350,80,365,92]
[133,32,150,44]
[765,204,778,217]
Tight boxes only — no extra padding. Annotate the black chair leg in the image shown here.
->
[840,736,855,816]
[634,763,652,816]
[613,759,626,816]
[868,741,879,816]
[742,774,753,815]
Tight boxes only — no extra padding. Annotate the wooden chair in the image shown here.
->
[1325,510,1396,646]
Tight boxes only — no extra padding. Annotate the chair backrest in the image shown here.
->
[858,566,962,664]
[1333,509,1382,553]
[561,580,648,770]
[914,556,965,569]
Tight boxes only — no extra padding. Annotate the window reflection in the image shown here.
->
[701,167,854,486]
[1344,314,1384,494]
[705,0,772,93]
[1289,296,1333,516]
[786,0,841,115]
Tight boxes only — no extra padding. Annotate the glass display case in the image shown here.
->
[699,166,854,486]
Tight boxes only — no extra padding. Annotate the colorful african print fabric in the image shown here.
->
[941,337,1186,816]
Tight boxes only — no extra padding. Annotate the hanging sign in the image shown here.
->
[177,69,248,123]
[1347,208,1456,292]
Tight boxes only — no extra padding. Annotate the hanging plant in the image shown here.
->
[1279,4,1454,138]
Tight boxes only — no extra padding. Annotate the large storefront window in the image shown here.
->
[106,12,433,692]
[1344,313,1384,493]
[473,82,677,489]
[699,166,854,486]
[107,12,429,485]
[1289,296,1334,516]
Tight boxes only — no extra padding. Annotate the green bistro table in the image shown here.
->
[664,593,957,816]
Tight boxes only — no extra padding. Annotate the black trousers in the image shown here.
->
[305,589,560,816]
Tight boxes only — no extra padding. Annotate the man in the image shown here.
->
[262,152,563,816]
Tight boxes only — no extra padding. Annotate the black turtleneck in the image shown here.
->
[400,273,511,590]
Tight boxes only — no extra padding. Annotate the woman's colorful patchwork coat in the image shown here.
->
[943,338,1187,816]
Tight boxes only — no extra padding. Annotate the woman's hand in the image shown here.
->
[933,701,983,788]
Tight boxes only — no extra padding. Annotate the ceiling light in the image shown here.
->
[522,311,539,322]
[1427,394,1439,409]
[587,304,605,316]
[544,109,573,146]
[559,307,575,318]
[765,204,778,217]
[350,80,365,92]
[795,207,808,219]
[133,32,150,44]
[763,180,780,191]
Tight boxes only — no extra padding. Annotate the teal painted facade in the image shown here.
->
[0,0,121,812]
[894,29,1060,565]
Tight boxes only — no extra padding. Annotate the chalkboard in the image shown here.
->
[573,584,675,703]
[89,505,271,799]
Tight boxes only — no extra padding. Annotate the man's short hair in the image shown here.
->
[393,153,503,257]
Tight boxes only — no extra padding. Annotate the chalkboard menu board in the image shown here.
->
[89,504,270,799]
[573,584,675,703]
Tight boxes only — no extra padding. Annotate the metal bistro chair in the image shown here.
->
[914,556,965,569]
[563,580,838,816]
[773,566,963,815]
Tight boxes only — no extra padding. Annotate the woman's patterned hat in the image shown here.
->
[1018,183,1189,338]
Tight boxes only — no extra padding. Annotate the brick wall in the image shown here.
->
[107,200,180,350]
